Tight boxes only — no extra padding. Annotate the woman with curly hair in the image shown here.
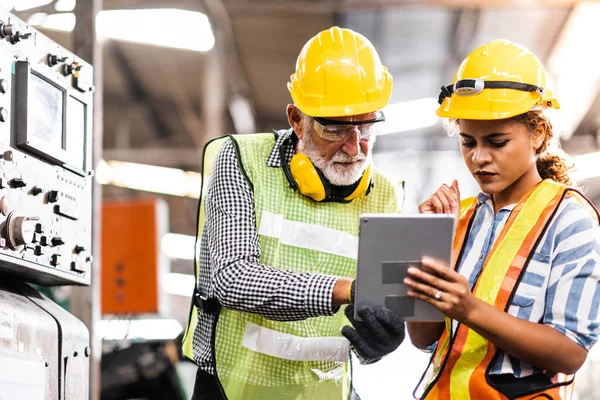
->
[407,40,600,400]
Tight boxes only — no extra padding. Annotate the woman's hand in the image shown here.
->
[418,180,460,220]
[403,256,477,323]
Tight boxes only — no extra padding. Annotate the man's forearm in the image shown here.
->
[213,258,340,321]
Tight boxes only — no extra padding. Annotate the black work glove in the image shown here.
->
[341,304,405,363]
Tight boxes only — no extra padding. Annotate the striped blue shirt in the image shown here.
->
[453,191,600,377]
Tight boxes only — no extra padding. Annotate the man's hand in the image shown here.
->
[342,304,405,362]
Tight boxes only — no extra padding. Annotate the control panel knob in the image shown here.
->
[47,54,68,67]
[74,245,85,254]
[0,107,7,122]
[5,213,39,249]
[51,237,65,247]
[9,178,26,189]
[9,32,32,44]
[0,197,10,216]
[63,62,82,76]
[35,223,43,233]
[47,190,59,203]
[31,187,43,196]
[2,151,12,161]
[0,23,15,38]
[0,79,7,94]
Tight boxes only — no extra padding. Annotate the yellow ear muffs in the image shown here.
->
[289,153,327,201]
[344,164,371,201]
[288,153,372,202]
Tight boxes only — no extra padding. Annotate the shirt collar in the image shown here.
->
[266,128,295,168]
[476,192,517,212]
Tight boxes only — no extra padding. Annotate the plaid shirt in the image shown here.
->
[192,130,345,373]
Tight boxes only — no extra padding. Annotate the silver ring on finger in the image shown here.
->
[434,290,443,300]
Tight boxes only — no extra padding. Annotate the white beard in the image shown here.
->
[297,131,374,186]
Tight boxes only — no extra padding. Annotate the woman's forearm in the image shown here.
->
[407,322,445,350]
[466,300,587,374]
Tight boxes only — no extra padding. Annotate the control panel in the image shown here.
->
[0,10,93,285]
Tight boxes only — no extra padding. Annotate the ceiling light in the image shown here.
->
[95,159,202,198]
[161,233,196,261]
[54,0,75,12]
[162,273,195,297]
[38,13,76,31]
[0,0,13,11]
[27,12,47,26]
[14,0,51,11]
[380,97,440,135]
[96,9,215,52]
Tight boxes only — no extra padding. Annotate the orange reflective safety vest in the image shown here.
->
[417,180,600,400]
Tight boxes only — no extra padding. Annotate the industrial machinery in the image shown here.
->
[0,8,94,399]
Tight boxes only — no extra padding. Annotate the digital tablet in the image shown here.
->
[354,213,456,322]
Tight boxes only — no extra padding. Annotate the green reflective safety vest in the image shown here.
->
[182,133,404,400]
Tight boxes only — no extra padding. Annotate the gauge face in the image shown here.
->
[18,218,35,244]
[6,213,37,249]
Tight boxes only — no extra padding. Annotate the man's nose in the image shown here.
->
[341,128,360,157]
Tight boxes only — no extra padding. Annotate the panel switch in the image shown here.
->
[47,190,59,203]
[50,254,61,266]
[9,178,26,188]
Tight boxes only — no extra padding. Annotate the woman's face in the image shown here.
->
[458,118,544,197]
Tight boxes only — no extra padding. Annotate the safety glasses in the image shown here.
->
[312,111,386,142]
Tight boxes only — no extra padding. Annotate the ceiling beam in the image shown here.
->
[13,0,205,15]
[224,0,579,15]
[110,43,171,140]
[546,2,600,140]
[203,0,257,133]
[152,53,207,150]
[103,148,202,168]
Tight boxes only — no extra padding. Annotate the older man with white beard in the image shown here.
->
[183,26,406,400]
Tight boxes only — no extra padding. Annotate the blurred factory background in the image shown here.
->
[6,0,600,399]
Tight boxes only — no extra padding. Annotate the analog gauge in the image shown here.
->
[5,213,39,249]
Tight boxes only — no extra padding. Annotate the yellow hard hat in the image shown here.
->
[437,39,559,120]
[288,26,393,117]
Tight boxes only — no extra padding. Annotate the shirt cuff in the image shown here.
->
[304,274,339,317]
[549,323,596,350]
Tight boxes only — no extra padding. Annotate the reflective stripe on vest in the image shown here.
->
[258,210,359,260]
[418,180,599,400]
[241,322,350,362]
